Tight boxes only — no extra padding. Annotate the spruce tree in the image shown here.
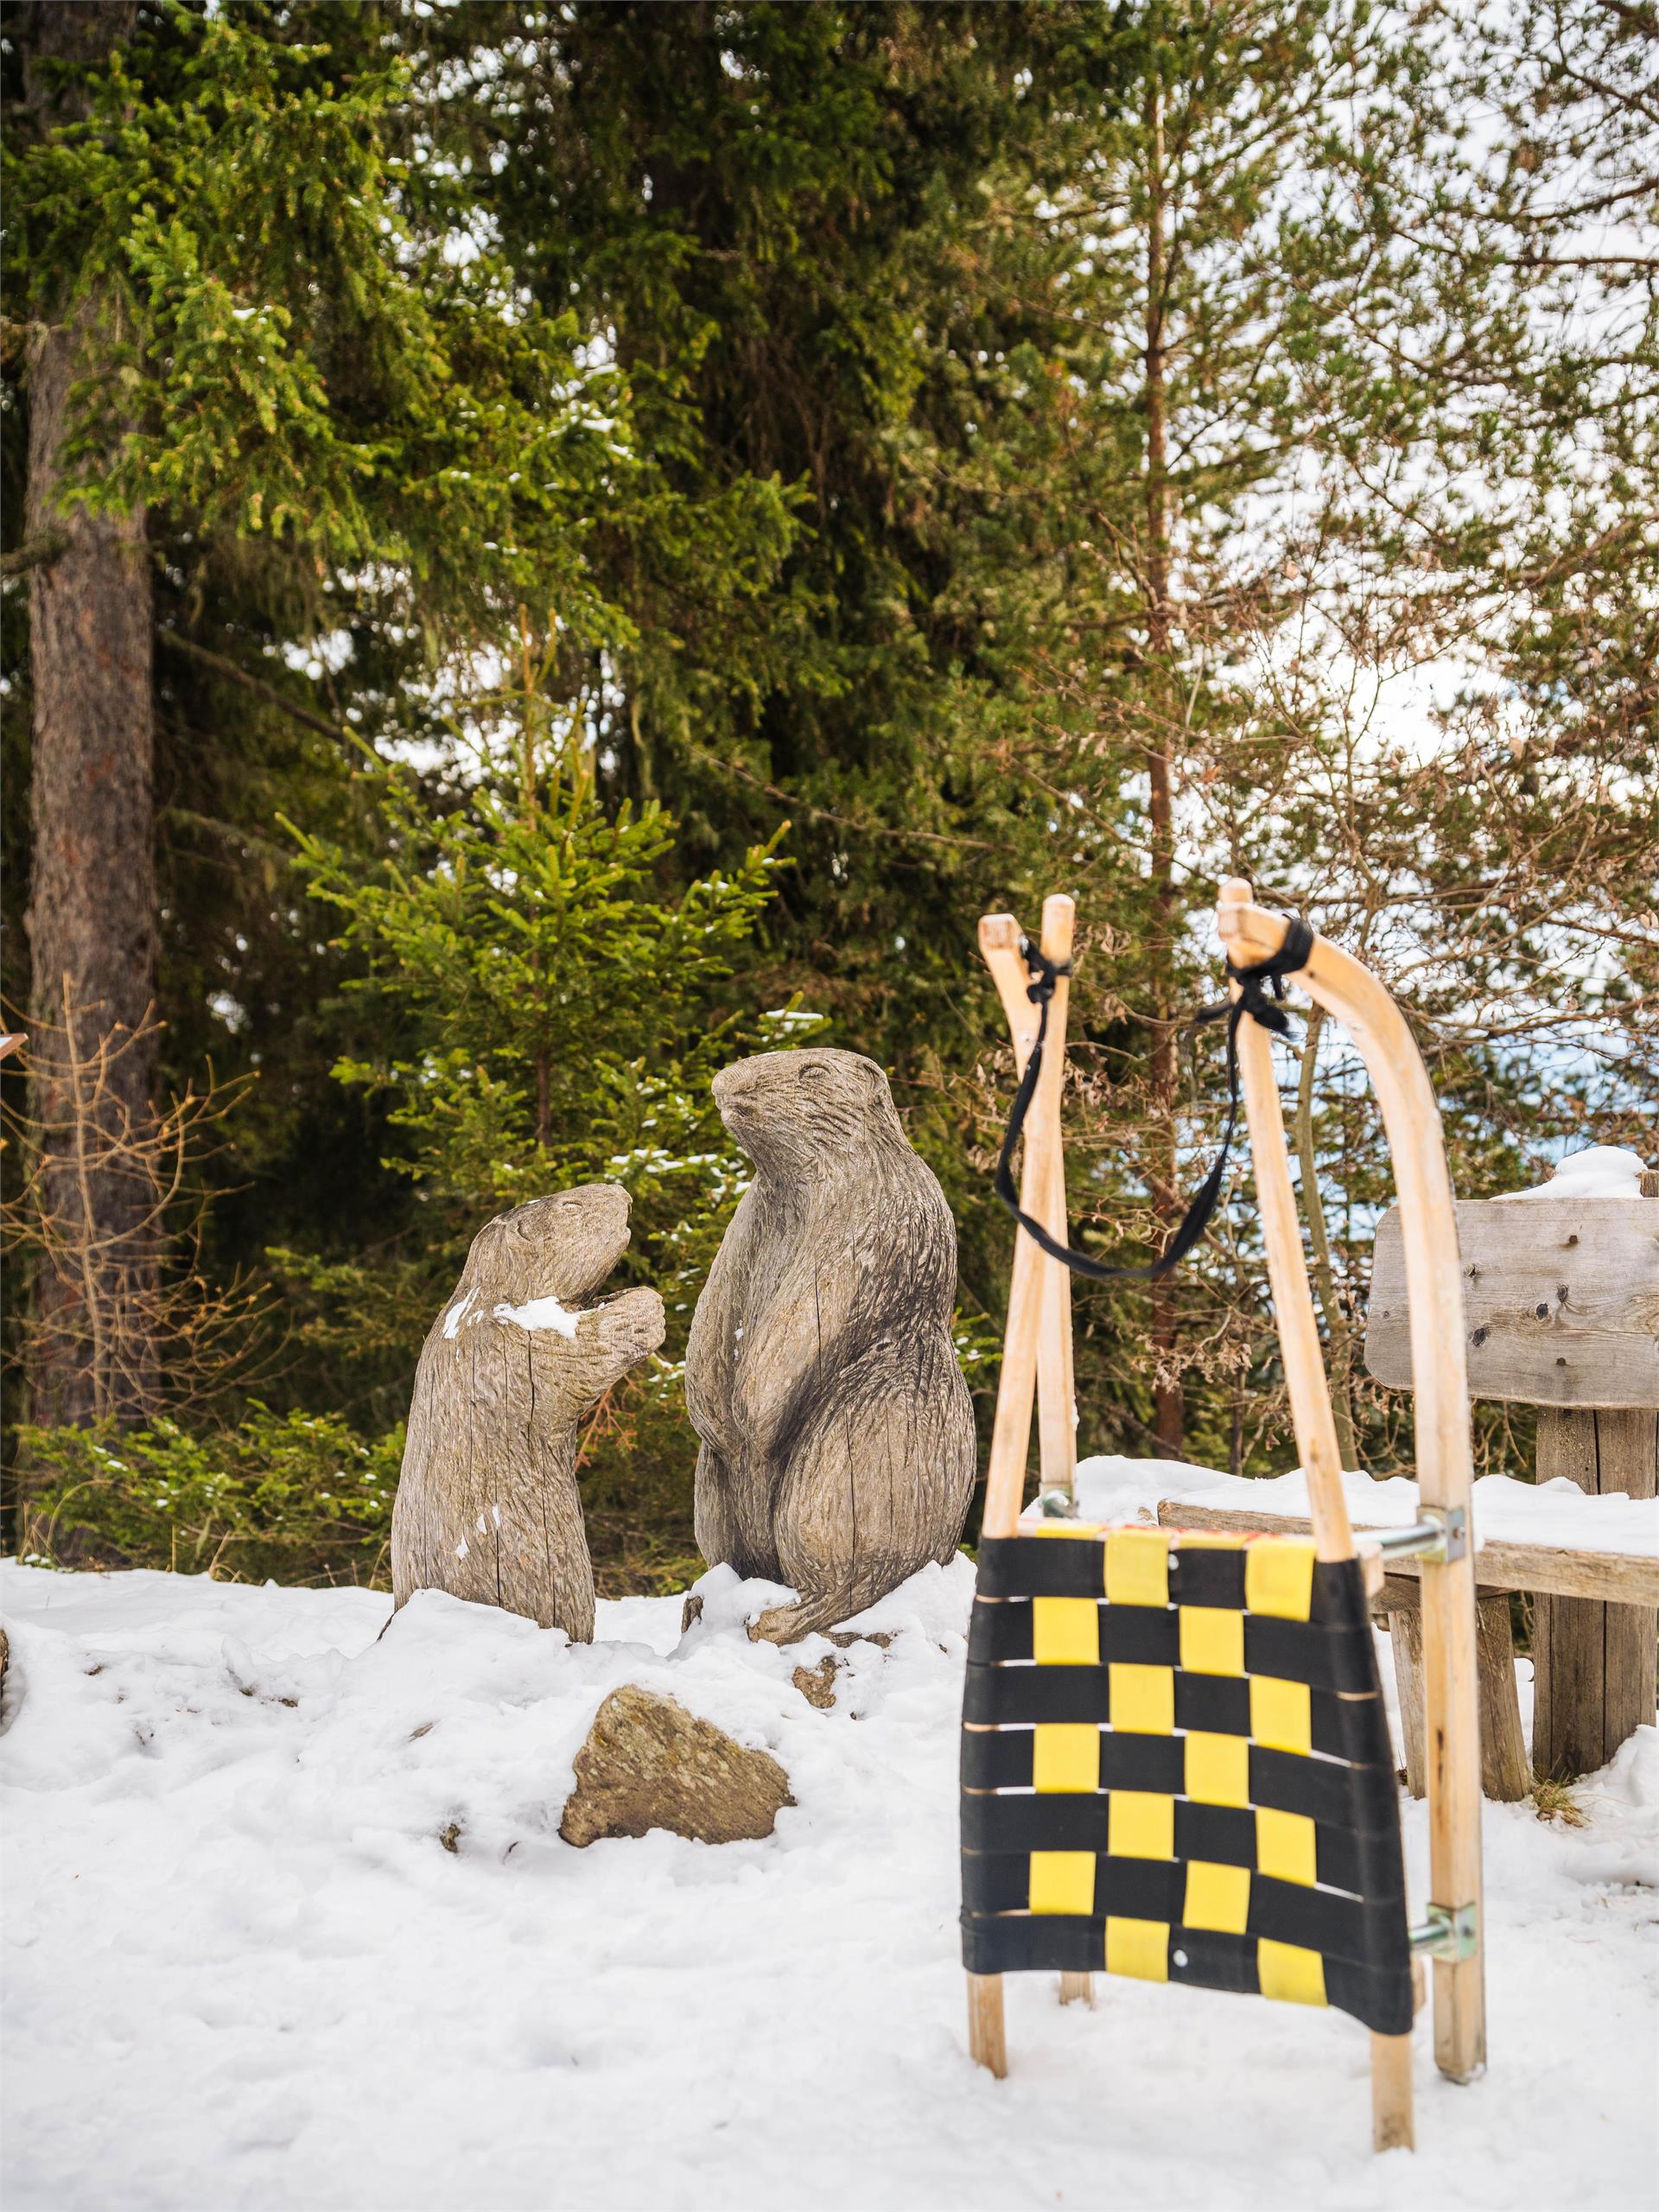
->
[2,0,797,1430]
[7,2,1650,1574]
[11,3,159,1426]
[440,2,1116,1054]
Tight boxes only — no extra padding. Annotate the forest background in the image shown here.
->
[2,0,1654,1598]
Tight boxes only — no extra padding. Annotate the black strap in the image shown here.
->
[994,918,1316,1281]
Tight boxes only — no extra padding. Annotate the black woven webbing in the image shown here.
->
[959,1528,1414,2037]
[994,918,1316,1281]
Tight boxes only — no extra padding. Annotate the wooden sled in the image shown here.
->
[963,881,1485,2153]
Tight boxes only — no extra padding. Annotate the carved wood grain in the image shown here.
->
[391,1186,664,1640]
[685,1048,976,1644]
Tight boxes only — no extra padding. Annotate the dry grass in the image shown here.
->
[1529,1774,1588,1827]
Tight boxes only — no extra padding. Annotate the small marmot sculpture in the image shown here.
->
[685,1048,975,1643]
[392,1185,664,1640]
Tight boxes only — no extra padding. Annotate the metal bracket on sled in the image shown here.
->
[1376,1503,1469,1566]
[1409,1901,1479,1961]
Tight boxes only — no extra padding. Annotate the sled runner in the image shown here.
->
[962,882,1485,2152]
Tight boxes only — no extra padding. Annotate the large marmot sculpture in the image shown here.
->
[685,1048,976,1643]
[391,1186,664,1641]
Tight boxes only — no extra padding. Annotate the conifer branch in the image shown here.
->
[156,629,359,749]
[1,530,68,578]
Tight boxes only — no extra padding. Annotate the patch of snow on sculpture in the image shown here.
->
[493,1293,581,1337]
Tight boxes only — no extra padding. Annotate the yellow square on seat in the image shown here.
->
[1185,1731,1250,1806]
[1179,1605,1245,1676]
[1108,1790,1174,1860]
[1109,1663,1174,1734]
[1256,1807,1317,1886]
[1105,1528,1170,1608]
[1249,1675,1312,1753]
[1033,1596,1100,1666]
[1033,1723,1100,1794]
[1106,1916,1169,1981]
[1183,1859,1251,1933]
[1029,1851,1096,1915]
[1258,1938,1327,2007]
[1244,1538,1316,1620]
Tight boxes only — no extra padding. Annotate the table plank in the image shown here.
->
[1366,1197,1659,1409]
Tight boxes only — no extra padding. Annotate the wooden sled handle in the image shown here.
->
[1218,880,1484,2095]
[978,896,1076,1540]
[1218,887,1414,2147]
[970,895,1084,2061]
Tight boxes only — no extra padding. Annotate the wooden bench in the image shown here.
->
[1366,1181,1658,1784]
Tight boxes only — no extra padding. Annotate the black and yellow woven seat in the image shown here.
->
[963,885,1486,2153]
[961,1522,1412,2037]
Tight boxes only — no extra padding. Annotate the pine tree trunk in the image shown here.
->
[22,2,159,1428]
[1142,86,1183,1459]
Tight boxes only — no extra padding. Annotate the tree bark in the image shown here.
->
[21,3,159,1427]
[1142,86,1183,1459]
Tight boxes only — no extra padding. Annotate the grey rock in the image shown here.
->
[791,1655,841,1708]
[558,1685,793,1847]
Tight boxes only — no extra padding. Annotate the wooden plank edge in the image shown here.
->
[1154,1499,1659,1606]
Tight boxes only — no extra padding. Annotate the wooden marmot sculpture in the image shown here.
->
[391,1185,664,1640]
[685,1048,975,1643]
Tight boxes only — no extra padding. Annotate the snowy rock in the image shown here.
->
[558,1685,794,1847]
[676,1561,796,1642]
[791,1655,841,1708]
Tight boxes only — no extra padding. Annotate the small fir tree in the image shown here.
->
[282,627,807,1589]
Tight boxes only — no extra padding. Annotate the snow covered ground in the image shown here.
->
[3,1554,1656,2212]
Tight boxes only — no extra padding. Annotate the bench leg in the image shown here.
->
[1475,1593,1530,1800]
[1389,1607,1427,1796]
[1387,1594,1528,1802]
[1532,1410,1657,1780]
